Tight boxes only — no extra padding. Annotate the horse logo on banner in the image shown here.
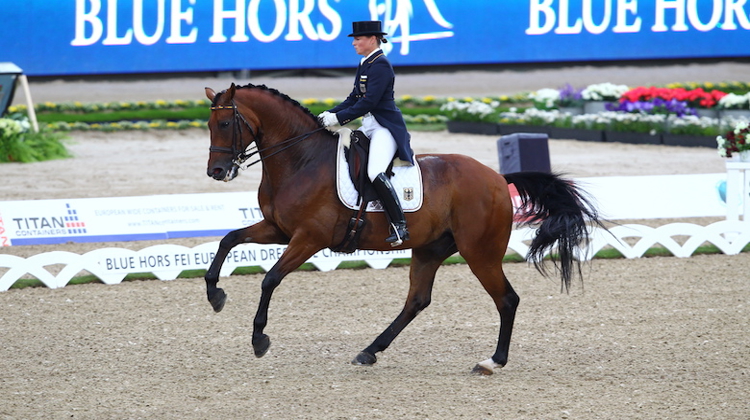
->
[367,0,455,55]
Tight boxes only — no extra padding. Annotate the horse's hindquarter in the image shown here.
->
[418,153,513,226]
[422,153,515,257]
[362,153,514,250]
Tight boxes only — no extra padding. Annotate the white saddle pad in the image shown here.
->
[335,128,423,212]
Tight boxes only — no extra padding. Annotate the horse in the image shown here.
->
[202,83,604,375]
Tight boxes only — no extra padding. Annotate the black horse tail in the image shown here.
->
[503,171,605,292]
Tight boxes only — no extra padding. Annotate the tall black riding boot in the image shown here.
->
[372,172,410,246]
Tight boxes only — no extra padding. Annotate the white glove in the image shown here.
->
[318,111,339,127]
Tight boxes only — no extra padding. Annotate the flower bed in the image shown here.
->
[0,114,70,162]
[716,121,750,158]
[5,81,750,141]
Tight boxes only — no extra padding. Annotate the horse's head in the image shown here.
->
[205,82,331,183]
[205,83,259,182]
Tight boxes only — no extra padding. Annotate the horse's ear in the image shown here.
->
[205,87,216,101]
[228,83,237,99]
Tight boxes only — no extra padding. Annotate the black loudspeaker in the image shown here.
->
[497,132,551,174]
[0,62,23,117]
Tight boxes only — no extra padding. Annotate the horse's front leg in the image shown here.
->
[251,236,323,358]
[205,220,288,312]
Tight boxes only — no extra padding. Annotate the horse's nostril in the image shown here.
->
[208,167,224,179]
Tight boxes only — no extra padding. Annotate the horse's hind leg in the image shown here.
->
[468,264,519,375]
[353,239,457,366]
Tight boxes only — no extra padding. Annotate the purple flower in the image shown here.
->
[606,99,697,117]
[558,83,583,107]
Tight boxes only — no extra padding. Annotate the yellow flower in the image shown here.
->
[301,98,318,105]
[423,95,435,102]
[166,122,178,128]
[463,97,474,102]
[481,97,492,104]
[401,94,413,101]
[499,95,509,101]
[7,106,17,113]
[155,100,167,106]
[704,82,714,88]
[323,98,336,106]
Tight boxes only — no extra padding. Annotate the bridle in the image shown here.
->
[209,100,326,171]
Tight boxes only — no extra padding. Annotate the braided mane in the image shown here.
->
[214,83,323,127]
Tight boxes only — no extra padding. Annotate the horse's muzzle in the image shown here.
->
[207,165,239,182]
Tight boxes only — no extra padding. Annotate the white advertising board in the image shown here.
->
[0,174,731,247]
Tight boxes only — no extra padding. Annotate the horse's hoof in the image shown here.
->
[351,351,377,366]
[208,288,227,313]
[471,364,494,375]
[253,334,271,358]
[471,358,501,375]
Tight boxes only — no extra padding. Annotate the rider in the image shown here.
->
[318,20,414,246]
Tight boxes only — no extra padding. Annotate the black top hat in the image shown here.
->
[348,21,387,37]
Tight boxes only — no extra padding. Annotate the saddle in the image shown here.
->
[335,128,423,212]
[331,128,423,253]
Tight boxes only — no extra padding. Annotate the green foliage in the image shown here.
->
[0,114,70,163]
[35,107,210,124]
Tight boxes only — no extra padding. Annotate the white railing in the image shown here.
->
[3,221,749,291]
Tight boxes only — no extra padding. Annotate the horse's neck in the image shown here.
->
[239,87,336,182]
[260,127,336,184]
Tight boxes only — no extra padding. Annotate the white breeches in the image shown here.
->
[361,114,398,182]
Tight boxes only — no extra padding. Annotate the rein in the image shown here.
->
[209,101,325,170]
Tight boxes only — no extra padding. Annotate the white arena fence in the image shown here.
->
[1,173,748,291]
[2,221,750,292]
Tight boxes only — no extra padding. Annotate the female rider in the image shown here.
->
[318,20,414,246]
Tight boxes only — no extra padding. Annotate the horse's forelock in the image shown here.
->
[211,89,226,107]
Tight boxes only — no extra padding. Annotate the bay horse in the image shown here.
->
[203,83,603,375]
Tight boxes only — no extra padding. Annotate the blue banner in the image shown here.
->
[2,0,749,76]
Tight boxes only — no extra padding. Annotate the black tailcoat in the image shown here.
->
[329,50,414,164]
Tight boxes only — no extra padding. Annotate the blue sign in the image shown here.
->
[2,1,749,76]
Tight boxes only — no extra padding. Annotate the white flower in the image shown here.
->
[581,83,629,101]
[440,100,498,121]
[0,118,24,137]
[667,114,718,130]
[717,135,728,157]
[718,93,750,109]
[734,120,749,134]
[528,88,560,108]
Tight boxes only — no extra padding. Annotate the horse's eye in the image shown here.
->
[219,120,231,129]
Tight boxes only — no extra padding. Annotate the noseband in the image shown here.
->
[209,100,326,170]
